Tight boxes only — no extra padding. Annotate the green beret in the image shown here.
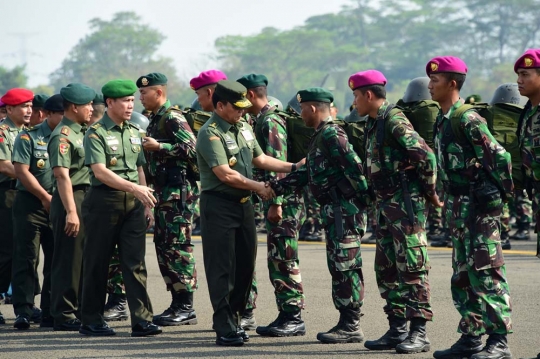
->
[214,80,252,109]
[236,74,268,89]
[296,87,334,104]
[101,79,138,100]
[60,83,96,105]
[136,73,168,88]
[93,94,104,105]
[32,94,49,108]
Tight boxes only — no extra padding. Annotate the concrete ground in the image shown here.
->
[0,232,538,359]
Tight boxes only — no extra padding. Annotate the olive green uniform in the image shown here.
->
[80,113,153,327]
[49,117,90,325]
[11,120,55,318]
[196,113,263,337]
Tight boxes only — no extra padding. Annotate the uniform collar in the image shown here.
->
[34,120,53,137]
[2,117,20,130]
[212,112,244,133]
[101,112,128,131]
[444,98,465,119]
[60,116,83,134]
[315,116,334,132]
[154,99,172,117]
[375,100,390,118]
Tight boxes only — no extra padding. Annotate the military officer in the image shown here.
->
[79,79,161,337]
[49,84,96,331]
[196,80,301,346]
[11,94,64,329]
[237,73,306,337]
[269,87,368,344]
[137,72,198,326]
[30,94,49,127]
[0,88,34,326]
[428,56,513,359]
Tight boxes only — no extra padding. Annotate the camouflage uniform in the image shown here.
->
[145,100,198,295]
[253,104,306,313]
[365,101,435,321]
[107,247,125,296]
[274,116,368,311]
[435,98,513,335]
[518,102,540,257]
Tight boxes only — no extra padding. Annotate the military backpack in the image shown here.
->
[395,99,440,149]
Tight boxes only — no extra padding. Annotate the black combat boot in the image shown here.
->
[240,309,256,330]
[0,309,5,325]
[364,316,408,350]
[395,317,430,354]
[427,227,446,242]
[153,291,197,326]
[510,228,529,240]
[104,293,128,321]
[433,334,483,358]
[471,334,512,359]
[317,307,364,344]
[268,310,305,337]
[256,311,287,336]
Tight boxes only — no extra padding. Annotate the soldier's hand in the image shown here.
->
[133,185,157,208]
[144,207,154,230]
[142,137,160,151]
[426,193,444,208]
[41,194,52,213]
[297,158,306,168]
[64,210,80,237]
[256,182,275,201]
[267,204,282,224]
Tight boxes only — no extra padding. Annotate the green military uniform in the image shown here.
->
[196,80,262,341]
[11,120,55,322]
[80,80,155,332]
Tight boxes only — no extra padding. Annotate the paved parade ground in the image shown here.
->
[1,234,538,359]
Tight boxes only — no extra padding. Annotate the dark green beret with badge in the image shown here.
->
[43,94,64,112]
[32,94,49,108]
[136,72,168,88]
[60,83,96,105]
[214,80,252,109]
[236,73,268,89]
[102,79,138,100]
[93,93,104,105]
[296,87,334,103]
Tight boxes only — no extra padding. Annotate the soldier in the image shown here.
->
[89,93,105,125]
[0,88,34,326]
[428,56,513,359]
[30,94,49,127]
[79,79,161,337]
[347,71,439,354]
[11,94,64,329]
[515,49,540,260]
[196,80,300,346]
[237,74,306,337]
[49,84,95,331]
[330,102,339,120]
[269,87,368,344]
[0,100,7,121]
[137,72,198,326]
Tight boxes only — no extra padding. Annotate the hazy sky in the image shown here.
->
[1,0,352,87]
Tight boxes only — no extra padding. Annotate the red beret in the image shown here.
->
[514,49,540,73]
[190,70,227,90]
[348,70,387,90]
[1,88,34,106]
[426,56,467,76]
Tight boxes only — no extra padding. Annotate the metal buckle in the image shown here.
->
[240,196,250,203]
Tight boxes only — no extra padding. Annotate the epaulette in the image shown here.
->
[60,126,70,136]
[0,124,9,131]
[27,126,39,132]
[209,122,218,128]
[91,123,101,130]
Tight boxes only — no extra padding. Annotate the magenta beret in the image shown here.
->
[190,70,227,90]
[426,56,467,76]
[514,49,540,73]
[348,70,387,90]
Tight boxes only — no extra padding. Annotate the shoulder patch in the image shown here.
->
[208,136,220,141]
[91,123,101,130]
[59,143,69,154]
[59,137,69,143]
[88,133,99,139]
[61,126,70,136]
[19,134,30,141]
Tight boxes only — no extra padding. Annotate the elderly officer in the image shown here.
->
[79,79,161,337]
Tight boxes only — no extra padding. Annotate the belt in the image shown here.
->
[371,170,417,191]
[73,184,90,191]
[93,184,121,191]
[204,190,251,204]
[0,180,16,189]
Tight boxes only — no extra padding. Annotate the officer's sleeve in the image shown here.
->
[159,113,197,161]
[463,111,514,199]
[48,135,71,168]
[12,132,32,165]
[197,129,229,168]
[136,144,146,167]
[84,130,106,165]
[0,131,12,161]
[389,114,437,197]
[261,115,287,205]
[322,124,368,191]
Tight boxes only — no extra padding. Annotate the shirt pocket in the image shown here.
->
[33,151,49,170]
[445,142,465,170]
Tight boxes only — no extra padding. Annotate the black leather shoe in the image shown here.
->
[216,332,244,346]
[153,292,197,326]
[54,318,82,331]
[433,334,483,359]
[30,305,42,323]
[131,321,162,337]
[79,323,116,336]
[501,240,511,250]
[39,316,54,328]
[237,327,250,342]
[0,310,5,325]
[14,314,30,330]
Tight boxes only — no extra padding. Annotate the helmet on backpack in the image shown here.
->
[268,96,283,111]
[344,108,367,123]
[130,111,149,131]
[490,83,521,105]
[286,94,301,115]
[402,77,431,103]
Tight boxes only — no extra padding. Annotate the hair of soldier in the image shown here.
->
[211,91,229,108]
[359,85,386,99]
[312,101,331,112]
[62,100,75,111]
[439,73,466,91]
[92,103,105,118]
[250,86,267,99]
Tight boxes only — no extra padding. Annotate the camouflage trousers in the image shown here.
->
[446,193,512,336]
[321,199,366,310]
[154,199,197,293]
[107,246,125,295]
[531,192,540,258]
[265,196,306,312]
[500,202,511,234]
[245,272,258,311]
[428,178,444,231]
[375,197,433,320]
[515,191,532,230]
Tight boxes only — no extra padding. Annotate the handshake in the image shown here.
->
[256,178,285,201]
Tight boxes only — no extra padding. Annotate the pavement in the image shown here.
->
[0,231,538,359]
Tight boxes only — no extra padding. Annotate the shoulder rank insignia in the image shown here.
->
[91,123,102,130]
[61,126,70,136]
[210,122,218,128]
[20,134,30,141]
[0,124,9,130]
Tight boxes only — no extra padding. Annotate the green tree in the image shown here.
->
[0,65,28,95]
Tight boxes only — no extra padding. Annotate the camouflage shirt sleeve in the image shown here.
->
[389,113,437,197]
[462,111,514,198]
[274,163,308,196]
[260,114,287,205]
[158,113,197,161]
